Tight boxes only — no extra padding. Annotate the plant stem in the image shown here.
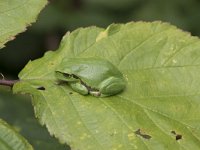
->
[0,79,18,87]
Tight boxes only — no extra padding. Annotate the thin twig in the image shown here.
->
[0,79,18,87]
[0,73,5,80]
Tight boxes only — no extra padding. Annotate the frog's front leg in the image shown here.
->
[69,82,88,95]
[99,77,126,97]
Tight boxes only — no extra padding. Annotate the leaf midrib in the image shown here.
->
[60,86,104,150]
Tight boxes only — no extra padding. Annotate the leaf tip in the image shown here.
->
[96,23,122,42]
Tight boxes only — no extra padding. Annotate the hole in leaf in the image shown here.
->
[171,130,182,141]
[176,134,182,140]
[171,131,176,135]
[37,86,45,91]
[135,129,151,140]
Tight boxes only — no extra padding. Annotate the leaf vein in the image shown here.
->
[162,40,199,66]
[118,96,200,146]
[60,87,104,149]
[118,28,171,67]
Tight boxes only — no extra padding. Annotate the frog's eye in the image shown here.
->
[63,74,78,79]
[68,74,72,78]
[71,74,79,79]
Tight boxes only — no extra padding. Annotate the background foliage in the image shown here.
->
[1,0,200,77]
[0,87,69,150]
[1,0,200,149]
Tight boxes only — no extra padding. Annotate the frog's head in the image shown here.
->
[55,58,86,82]
[55,67,79,82]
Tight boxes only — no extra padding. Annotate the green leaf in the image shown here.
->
[0,118,33,150]
[13,21,200,149]
[0,0,47,49]
[0,89,70,150]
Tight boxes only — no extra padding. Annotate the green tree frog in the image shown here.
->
[55,57,126,97]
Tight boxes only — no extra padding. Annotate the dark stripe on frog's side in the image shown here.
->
[62,72,100,94]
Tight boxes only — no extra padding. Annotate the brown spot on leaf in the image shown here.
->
[176,134,182,140]
[171,131,176,135]
[171,130,182,141]
[37,86,45,91]
[135,129,151,140]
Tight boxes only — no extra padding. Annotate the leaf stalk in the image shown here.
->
[0,79,18,87]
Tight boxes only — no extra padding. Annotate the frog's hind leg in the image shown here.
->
[99,77,126,97]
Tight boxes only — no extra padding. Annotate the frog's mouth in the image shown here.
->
[64,73,79,79]
[56,71,79,82]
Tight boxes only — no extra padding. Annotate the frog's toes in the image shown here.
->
[89,91,101,97]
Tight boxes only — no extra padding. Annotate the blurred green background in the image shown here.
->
[1,0,200,77]
[0,87,70,150]
[0,0,200,149]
